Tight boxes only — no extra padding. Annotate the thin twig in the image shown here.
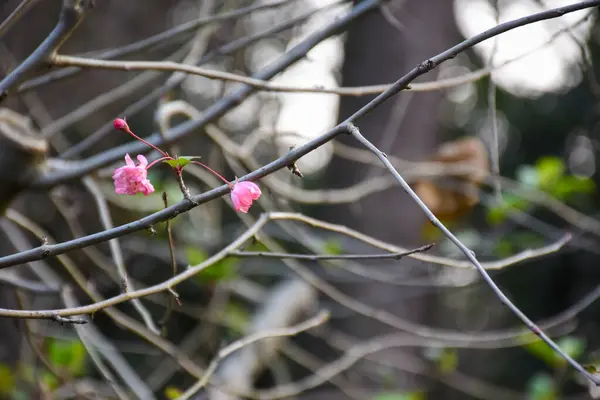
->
[230,243,434,261]
[176,311,329,400]
[34,0,381,185]
[0,0,93,102]
[0,0,42,39]
[83,177,160,335]
[17,0,297,92]
[347,123,600,384]
[60,288,135,400]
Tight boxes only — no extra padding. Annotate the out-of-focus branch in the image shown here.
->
[82,176,160,335]
[62,287,156,400]
[0,0,94,102]
[0,0,41,39]
[0,124,348,270]
[32,0,381,186]
[179,308,329,400]
[230,243,434,261]
[347,123,600,384]
[17,0,298,92]
[59,0,342,159]
[206,279,319,400]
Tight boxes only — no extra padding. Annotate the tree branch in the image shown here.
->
[0,0,94,102]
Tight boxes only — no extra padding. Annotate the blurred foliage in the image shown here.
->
[423,347,459,375]
[487,156,595,225]
[47,338,87,377]
[373,392,425,400]
[186,247,239,283]
[526,373,557,400]
[520,334,585,369]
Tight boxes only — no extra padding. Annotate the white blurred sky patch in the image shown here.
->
[454,0,595,97]
[270,0,349,175]
[181,0,597,175]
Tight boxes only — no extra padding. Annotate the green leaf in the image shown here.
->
[195,257,238,284]
[554,337,585,367]
[438,348,458,374]
[423,347,458,374]
[163,156,201,169]
[486,195,529,225]
[41,371,59,391]
[494,239,513,257]
[163,159,180,168]
[551,176,595,201]
[520,333,557,368]
[48,339,86,376]
[186,246,238,283]
[0,364,15,395]
[521,334,585,368]
[526,373,556,400]
[535,157,565,192]
[225,302,250,332]
[164,386,183,399]
[323,239,343,255]
[185,247,208,265]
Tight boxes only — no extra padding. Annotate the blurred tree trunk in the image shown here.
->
[314,0,462,394]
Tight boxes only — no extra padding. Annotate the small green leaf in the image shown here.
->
[486,195,529,225]
[225,302,250,331]
[551,176,595,201]
[163,156,201,169]
[47,339,86,376]
[323,239,343,255]
[526,373,556,400]
[584,364,599,373]
[195,257,238,283]
[521,334,585,368]
[423,347,458,374]
[536,156,565,191]
[0,364,15,395]
[554,337,585,366]
[520,333,557,367]
[41,371,59,391]
[438,348,458,374]
[164,386,183,399]
[163,159,180,168]
[185,247,208,265]
[176,156,201,167]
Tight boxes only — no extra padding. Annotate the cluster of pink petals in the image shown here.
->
[231,181,261,213]
[113,154,155,196]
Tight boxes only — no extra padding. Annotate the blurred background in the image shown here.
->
[1,0,600,399]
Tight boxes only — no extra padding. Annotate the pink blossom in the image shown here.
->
[113,117,128,131]
[113,154,155,196]
[231,181,261,213]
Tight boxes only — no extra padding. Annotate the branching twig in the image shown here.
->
[177,311,329,400]
[0,0,94,102]
[347,123,600,384]
[230,243,434,261]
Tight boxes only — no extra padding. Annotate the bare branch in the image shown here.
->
[177,310,329,400]
[0,0,94,102]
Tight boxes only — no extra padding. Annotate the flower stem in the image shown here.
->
[124,127,170,158]
[191,161,231,187]
[146,156,173,170]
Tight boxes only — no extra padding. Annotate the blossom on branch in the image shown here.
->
[230,181,261,213]
[113,154,155,196]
